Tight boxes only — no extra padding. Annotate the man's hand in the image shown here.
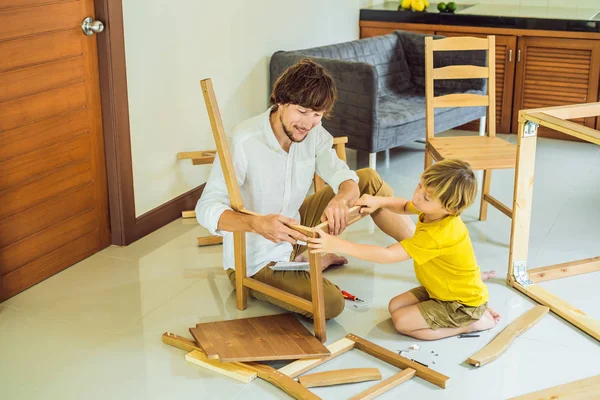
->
[321,197,351,236]
[252,214,308,245]
[308,227,345,255]
[355,194,384,214]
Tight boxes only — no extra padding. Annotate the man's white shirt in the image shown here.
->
[196,108,358,277]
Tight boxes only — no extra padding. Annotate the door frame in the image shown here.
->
[95,0,204,246]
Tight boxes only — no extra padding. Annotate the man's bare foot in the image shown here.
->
[294,253,348,271]
[468,308,501,332]
[481,270,496,281]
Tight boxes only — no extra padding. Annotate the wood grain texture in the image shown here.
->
[527,111,600,145]
[298,368,382,388]
[349,368,416,400]
[508,374,600,400]
[528,257,600,283]
[189,313,331,362]
[279,337,356,378]
[482,193,512,218]
[433,93,489,108]
[467,305,549,367]
[243,277,313,313]
[433,65,488,79]
[347,334,449,389]
[427,136,516,170]
[432,36,489,51]
[196,236,223,246]
[185,350,257,383]
[0,1,80,41]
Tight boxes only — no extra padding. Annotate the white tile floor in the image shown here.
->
[1,134,599,400]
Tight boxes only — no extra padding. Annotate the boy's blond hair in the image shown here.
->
[421,159,477,215]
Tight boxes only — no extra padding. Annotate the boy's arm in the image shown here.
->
[357,195,416,215]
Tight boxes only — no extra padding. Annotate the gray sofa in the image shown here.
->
[270,30,487,169]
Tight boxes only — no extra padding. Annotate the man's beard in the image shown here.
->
[280,114,308,143]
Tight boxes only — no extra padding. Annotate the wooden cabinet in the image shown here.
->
[512,37,600,140]
[436,31,517,134]
[361,26,434,38]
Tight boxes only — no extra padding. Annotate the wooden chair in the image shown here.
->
[424,36,516,220]
[200,78,365,342]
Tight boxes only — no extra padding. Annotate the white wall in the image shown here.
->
[464,0,597,6]
[122,1,370,217]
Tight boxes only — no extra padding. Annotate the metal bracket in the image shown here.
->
[523,121,539,137]
[513,261,533,286]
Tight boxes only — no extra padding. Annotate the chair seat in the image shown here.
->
[427,136,516,170]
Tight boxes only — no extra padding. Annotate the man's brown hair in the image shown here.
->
[270,59,337,117]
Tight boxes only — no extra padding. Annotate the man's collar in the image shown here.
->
[263,107,286,153]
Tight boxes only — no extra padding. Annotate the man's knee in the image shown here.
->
[356,168,390,197]
[324,287,345,320]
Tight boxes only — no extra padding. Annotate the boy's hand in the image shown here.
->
[308,227,344,254]
[355,194,383,214]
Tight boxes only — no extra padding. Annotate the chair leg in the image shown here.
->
[479,116,487,136]
[479,169,492,221]
[309,251,326,343]
[234,232,248,310]
[424,149,434,170]
[385,149,390,169]
[369,152,377,171]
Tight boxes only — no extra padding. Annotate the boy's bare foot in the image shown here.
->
[468,308,501,332]
[293,253,348,271]
[481,270,496,281]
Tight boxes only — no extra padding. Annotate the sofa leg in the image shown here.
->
[369,153,377,171]
[479,116,487,136]
[385,149,390,168]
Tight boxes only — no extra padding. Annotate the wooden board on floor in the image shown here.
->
[185,350,257,383]
[189,313,331,362]
[298,368,381,388]
[508,374,600,400]
[350,368,416,400]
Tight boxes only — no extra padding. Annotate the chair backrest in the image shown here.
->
[425,36,496,140]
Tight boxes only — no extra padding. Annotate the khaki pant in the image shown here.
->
[227,168,394,320]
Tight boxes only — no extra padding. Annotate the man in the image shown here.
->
[196,59,413,320]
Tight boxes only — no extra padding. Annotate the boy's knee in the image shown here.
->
[324,287,345,320]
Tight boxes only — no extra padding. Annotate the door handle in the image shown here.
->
[509,49,513,62]
[82,17,104,36]
[517,49,521,62]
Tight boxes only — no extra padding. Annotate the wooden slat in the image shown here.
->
[332,137,348,145]
[526,102,600,120]
[0,183,93,248]
[0,133,90,191]
[433,93,489,108]
[0,230,99,302]
[0,108,88,162]
[0,82,87,131]
[177,150,216,160]
[185,350,257,383]
[527,112,600,145]
[0,29,82,71]
[428,136,516,170]
[508,375,600,400]
[528,257,600,283]
[432,36,489,51]
[350,368,416,400]
[309,232,326,343]
[467,305,549,367]
[432,65,488,80]
[298,368,382,388]
[425,37,435,141]
[0,56,84,103]
[243,277,313,313]
[0,1,80,41]
[243,363,321,400]
[0,159,92,220]
[279,337,356,378]
[197,236,223,246]
[0,209,95,275]
[0,0,72,10]
[347,334,449,389]
[512,283,600,341]
[181,210,196,218]
[192,155,215,165]
[483,194,512,218]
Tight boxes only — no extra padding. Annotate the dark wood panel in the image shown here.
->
[0,209,95,275]
[0,159,92,220]
[0,133,90,191]
[0,56,84,102]
[0,82,87,131]
[0,108,88,162]
[361,26,434,38]
[0,230,99,302]
[0,183,93,248]
[0,0,73,10]
[0,1,79,41]
[0,29,82,71]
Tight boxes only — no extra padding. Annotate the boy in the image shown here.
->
[308,159,501,340]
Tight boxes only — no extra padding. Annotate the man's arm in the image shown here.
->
[217,210,307,244]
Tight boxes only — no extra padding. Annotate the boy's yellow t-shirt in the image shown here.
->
[400,202,488,307]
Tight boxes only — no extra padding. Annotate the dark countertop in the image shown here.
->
[360,2,600,33]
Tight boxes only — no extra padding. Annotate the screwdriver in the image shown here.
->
[341,290,364,302]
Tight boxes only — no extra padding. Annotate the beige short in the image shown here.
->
[409,286,487,330]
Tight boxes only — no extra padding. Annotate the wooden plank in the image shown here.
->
[332,137,348,145]
[309,232,326,343]
[197,236,223,246]
[467,305,549,367]
[526,102,600,120]
[433,93,489,108]
[192,155,215,165]
[483,194,512,218]
[425,37,435,142]
[0,29,82,72]
[512,283,600,341]
[526,112,600,145]
[349,368,416,400]
[528,257,600,283]
[0,82,87,132]
[347,334,449,389]
[177,150,216,160]
[432,36,490,51]
[182,210,196,218]
[185,350,257,383]
[189,314,330,362]
[279,337,356,378]
[1,0,73,9]
[479,170,492,220]
[299,368,382,388]
[432,65,489,80]
[243,277,313,313]
[488,35,497,138]
[0,1,79,41]
[508,374,600,400]
[234,231,248,310]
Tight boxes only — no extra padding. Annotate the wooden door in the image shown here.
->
[361,26,435,39]
[436,32,517,134]
[0,0,110,301]
[512,37,600,140]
